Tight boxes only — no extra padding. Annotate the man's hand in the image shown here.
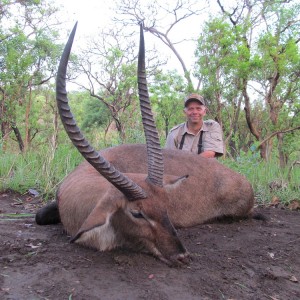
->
[199,151,216,158]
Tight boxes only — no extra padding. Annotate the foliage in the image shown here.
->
[194,1,300,164]
[222,150,300,205]
[67,91,111,131]
[149,70,186,138]
[0,144,82,198]
[81,98,110,130]
[0,0,62,151]
[74,36,144,141]
[1,137,298,204]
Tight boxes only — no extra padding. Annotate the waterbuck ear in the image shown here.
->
[164,175,189,191]
[70,195,124,243]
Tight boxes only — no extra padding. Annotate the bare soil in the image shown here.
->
[0,191,299,300]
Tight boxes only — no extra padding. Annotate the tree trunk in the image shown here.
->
[229,138,236,158]
[242,83,270,160]
[165,118,169,139]
[214,68,223,127]
[0,92,10,151]
[11,122,24,152]
[277,132,286,168]
[229,95,243,158]
[1,123,11,152]
[260,141,267,161]
[24,83,32,151]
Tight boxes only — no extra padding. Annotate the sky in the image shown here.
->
[55,0,112,38]
[53,0,216,78]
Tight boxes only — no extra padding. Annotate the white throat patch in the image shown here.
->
[75,215,118,251]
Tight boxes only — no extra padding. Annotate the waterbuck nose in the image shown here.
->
[170,252,191,266]
[178,252,191,264]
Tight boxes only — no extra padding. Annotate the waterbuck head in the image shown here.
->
[55,23,189,266]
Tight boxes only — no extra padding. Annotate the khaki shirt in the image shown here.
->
[165,120,224,156]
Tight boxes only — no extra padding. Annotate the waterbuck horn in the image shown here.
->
[138,24,164,187]
[56,22,147,200]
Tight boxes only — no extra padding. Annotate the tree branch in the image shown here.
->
[257,126,300,148]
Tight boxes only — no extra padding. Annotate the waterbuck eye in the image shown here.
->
[130,210,145,219]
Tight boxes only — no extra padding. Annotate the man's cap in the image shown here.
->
[184,93,205,107]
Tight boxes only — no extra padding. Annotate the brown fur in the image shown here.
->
[56,170,190,265]
[52,144,254,265]
[91,144,254,227]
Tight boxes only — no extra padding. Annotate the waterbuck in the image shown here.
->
[36,23,254,266]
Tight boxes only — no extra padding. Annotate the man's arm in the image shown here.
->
[165,130,178,150]
[203,121,224,157]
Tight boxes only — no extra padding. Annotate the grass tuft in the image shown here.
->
[1,144,299,205]
[0,144,82,199]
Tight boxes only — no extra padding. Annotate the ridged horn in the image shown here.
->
[138,24,164,187]
[56,23,147,201]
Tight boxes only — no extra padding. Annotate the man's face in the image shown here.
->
[184,101,206,124]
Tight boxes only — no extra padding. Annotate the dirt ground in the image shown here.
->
[0,191,299,300]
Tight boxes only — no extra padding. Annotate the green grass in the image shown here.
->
[0,144,82,199]
[1,144,299,205]
[222,151,300,206]
[0,213,35,219]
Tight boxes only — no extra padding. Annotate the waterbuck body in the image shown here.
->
[36,23,254,266]
[78,144,254,228]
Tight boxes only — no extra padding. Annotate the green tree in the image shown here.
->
[81,97,110,131]
[194,0,300,163]
[72,27,162,142]
[149,70,186,138]
[252,3,300,166]
[194,18,244,157]
[0,0,61,152]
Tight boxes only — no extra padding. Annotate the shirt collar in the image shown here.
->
[182,121,208,136]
